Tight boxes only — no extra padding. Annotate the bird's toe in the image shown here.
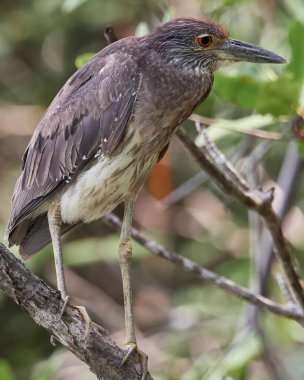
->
[121,342,149,380]
[60,294,70,317]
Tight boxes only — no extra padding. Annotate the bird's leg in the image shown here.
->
[48,204,92,337]
[48,203,70,314]
[119,198,148,379]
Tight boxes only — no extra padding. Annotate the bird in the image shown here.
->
[6,17,286,379]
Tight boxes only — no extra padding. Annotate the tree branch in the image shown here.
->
[246,140,302,327]
[175,128,304,310]
[103,214,304,323]
[1,204,303,380]
[0,243,153,380]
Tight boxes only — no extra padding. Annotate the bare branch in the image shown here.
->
[189,113,285,140]
[195,123,251,191]
[0,244,153,380]
[161,136,255,209]
[175,128,304,310]
[244,141,302,327]
[160,170,209,209]
[103,214,304,323]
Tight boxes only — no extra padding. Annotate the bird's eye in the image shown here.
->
[197,35,213,48]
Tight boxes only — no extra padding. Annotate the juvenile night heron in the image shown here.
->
[6,18,285,378]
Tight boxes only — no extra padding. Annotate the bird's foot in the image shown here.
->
[121,342,148,380]
[50,294,71,344]
[73,304,92,338]
[51,300,91,345]
[72,304,106,337]
[60,294,98,339]
[60,294,70,317]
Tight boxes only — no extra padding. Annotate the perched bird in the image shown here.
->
[6,17,285,378]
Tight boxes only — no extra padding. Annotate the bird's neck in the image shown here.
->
[139,49,213,114]
[134,50,213,152]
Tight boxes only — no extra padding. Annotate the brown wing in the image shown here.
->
[7,47,141,239]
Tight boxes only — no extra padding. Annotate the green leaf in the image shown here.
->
[296,116,304,158]
[286,21,304,81]
[0,360,15,380]
[298,141,304,159]
[213,73,262,109]
[207,333,261,380]
[196,114,275,144]
[214,72,299,116]
[75,52,95,69]
[257,75,300,116]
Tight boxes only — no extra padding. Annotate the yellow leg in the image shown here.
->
[118,199,148,379]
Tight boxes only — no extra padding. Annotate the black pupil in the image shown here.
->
[200,36,211,46]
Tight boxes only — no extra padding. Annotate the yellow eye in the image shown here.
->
[197,35,213,48]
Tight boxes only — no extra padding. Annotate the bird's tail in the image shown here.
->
[10,213,76,260]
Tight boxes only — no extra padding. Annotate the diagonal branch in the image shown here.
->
[175,128,304,310]
[246,141,302,328]
[0,243,153,380]
[1,209,303,380]
[103,214,304,323]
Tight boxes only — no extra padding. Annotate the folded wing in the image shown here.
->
[7,49,141,243]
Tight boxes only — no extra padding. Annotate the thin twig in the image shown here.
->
[160,170,209,209]
[246,141,264,329]
[103,214,304,323]
[176,128,271,207]
[175,128,304,310]
[161,134,255,209]
[195,123,250,190]
[242,141,301,328]
[246,140,303,333]
[239,140,271,177]
[189,113,286,140]
[257,141,303,296]
[276,271,295,306]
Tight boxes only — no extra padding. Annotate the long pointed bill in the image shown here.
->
[215,38,287,64]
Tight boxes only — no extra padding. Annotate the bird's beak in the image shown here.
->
[214,38,287,64]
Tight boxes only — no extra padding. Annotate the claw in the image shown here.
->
[50,334,58,346]
[60,294,70,317]
[59,293,93,339]
[121,343,148,380]
[72,304,92,338]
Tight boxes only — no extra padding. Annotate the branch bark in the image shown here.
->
[103,214,304,323]
[246,141,302,328]
[176,128,304,310]
[2,24,300,380]
[0,243,153,380]
[1,203,303,380]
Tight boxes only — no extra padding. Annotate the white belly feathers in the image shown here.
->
[60,130,158,224]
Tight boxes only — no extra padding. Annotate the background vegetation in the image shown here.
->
[0,0,304,379]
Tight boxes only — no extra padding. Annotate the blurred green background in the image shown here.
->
[1,0,304,379]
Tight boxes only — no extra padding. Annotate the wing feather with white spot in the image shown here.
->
[7,46,141,239]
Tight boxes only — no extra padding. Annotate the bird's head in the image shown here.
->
[144,18,286,72]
